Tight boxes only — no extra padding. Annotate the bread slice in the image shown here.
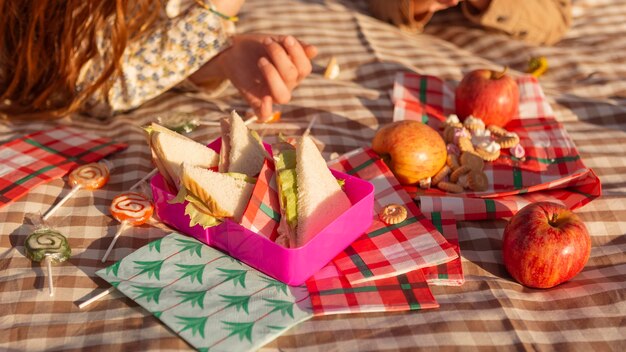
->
[218,111,266,177]
[295,136,351,247]
[181,163,254,221]
[149,125,219,189]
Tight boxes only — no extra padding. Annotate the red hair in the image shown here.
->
[0,0,161,119]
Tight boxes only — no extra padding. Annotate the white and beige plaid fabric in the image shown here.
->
[1,0,624,350]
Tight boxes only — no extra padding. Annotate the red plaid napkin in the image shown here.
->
[392,73,601,219]
[240,159,281,241]
[306,262,437,315]
[328,148,458,284]
[304,210,463,315]
[423,212,464,286]
[0,126,127,208]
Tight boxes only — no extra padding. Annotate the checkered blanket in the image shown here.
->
[392,74,601,220]
[0,126,127,208]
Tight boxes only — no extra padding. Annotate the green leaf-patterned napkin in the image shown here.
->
[96,233,313,352]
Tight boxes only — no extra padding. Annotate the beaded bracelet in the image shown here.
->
[194,0,239,22]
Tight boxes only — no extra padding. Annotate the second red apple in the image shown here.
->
[455,68,519,127]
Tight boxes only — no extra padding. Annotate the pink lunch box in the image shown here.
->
[150,139,375,285]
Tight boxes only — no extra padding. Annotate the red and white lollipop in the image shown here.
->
[101,192,154,262]
[43,162,110,221]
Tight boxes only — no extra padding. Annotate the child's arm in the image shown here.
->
[462,0,572,45]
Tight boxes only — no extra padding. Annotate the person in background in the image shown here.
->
[369,0,572,46]
[0,0,317,121]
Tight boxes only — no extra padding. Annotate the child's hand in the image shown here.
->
[194,33,318,121]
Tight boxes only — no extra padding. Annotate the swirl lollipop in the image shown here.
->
[25,229,71,296]
[42,162,110,221]
[101,192,154,262]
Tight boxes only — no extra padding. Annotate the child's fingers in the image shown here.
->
[258,96,274,122]
[282,36,313,81]
[257,57,291,104]
[270,34,317,59]
[264,37,299,89]
[302,43,318,59]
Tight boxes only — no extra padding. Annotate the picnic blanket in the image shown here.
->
[1,0,624,351]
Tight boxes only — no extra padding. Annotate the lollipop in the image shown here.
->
[25,228,71,296]
[42,162,110,221]
[101,192,154,262]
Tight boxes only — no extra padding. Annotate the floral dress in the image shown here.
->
[79,0,234,117]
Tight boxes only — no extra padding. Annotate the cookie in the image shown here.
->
[447,154,460,170]
[476,148,500,162]
[496,132,520,149]
[444,114,461,126]
[432,165,451,185]
[379,204,408,225]
[443,125,458,144]
[467,171,489,192]
[475,141,501,162]
[471,129,491,146]
[457,136,475,153]
[460,151,485,172]
[487,125,509,137]
[437,181,464,193]
[450,165,471,183]
[443,114,463,129]
[456,174,469,189]
[463,115,485,133]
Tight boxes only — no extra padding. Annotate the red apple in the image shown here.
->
[502,202,591,289]
[372,121,447,185]
[455,67,519,127]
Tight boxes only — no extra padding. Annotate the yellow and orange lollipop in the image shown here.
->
[43,162,110,221]
[68,162,110,190]
[101,192,154,262]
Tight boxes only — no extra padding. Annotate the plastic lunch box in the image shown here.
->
[150,139,375,285]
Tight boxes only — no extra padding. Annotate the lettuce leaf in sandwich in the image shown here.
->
[274,137,352,248]
[170,163,255,229]
[275,144,298,245]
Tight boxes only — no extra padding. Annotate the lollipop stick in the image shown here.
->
[46,257,54,297]
[130,169,158,191]
[303,116,318,137]
[244,116,258,126]
[199,116,256,127]
[43,185,82,221]
[197,120,221,127]
[101,221,128,263]
[78,287,116,309]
